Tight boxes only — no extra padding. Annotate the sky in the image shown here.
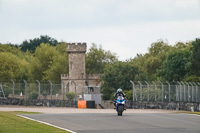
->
[0,0,200,60]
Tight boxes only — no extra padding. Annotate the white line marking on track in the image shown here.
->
[17,115,77,133]
[184,114,200,117]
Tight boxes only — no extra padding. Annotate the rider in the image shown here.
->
[114,88,127,110]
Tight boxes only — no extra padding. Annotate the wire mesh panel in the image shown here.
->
[142,85,148,101]
[27,83,38,99]
[185,84,189,102]
[163,85,168,102]
[191,85,194,102]
[0,82,12,98]
[15,83,25,97]
[170,85,176,102]
[198,86,200,102]
[183,84,186,102]
[156,85,162,102]
[40,84,50,99]
[0,81,200,104]
[131,82,200,103]
[135,85,140,101]
[188,85,192,102]
[52,84,62,100]
[149,84,155,101]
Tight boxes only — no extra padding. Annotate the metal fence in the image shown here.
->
[0,81,64,100]
[130,81,200,103]
[1,80,200,103]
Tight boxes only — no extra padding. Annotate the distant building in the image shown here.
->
[61,43,101,100]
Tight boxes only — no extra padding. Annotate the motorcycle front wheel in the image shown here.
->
[117,106,123,116]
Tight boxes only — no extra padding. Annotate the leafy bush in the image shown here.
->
[42,91,48,99]
[2,85,11,97]
[66,92,75,101]
[123,90,133,100]
[29,90,38,99]
[184,75,200,82]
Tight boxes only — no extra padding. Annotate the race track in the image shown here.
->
[22,112,200,133]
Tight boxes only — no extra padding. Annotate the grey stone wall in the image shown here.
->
[68,52,86,80]
[0,98,76,107]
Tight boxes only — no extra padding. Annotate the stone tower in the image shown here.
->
[61,42,101,101]
[67,43,86,80]
[66,43,86,94]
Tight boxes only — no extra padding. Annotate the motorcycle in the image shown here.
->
[115,95,126,116]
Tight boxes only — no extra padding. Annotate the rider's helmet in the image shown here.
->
[117,88,122,93]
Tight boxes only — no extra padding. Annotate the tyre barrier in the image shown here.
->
[78,100,95,108]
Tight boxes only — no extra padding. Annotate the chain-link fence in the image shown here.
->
[0,81,79,107]
[0,81,64,100]
[131,81,200,103]
[0,80,200,108]
[1,81,200,103]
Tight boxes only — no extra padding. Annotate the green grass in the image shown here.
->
[0,111,70,133]
[184,112,200,115]
[176,111,200,115]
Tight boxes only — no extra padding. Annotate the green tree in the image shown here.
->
[43,54,68,83]
[146,41,172,80]
[20,35,58,52]
[158,49,191,81]
[0,52,30,82]
[33,43,68,83]
[190,38,200,76]
[101,61,141,100]
[86,44,118,74]
[0,43,27,59]
[33,43,60,81]
[131,41,172,81]
[43,43,68,83]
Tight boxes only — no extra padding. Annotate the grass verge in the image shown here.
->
[0,111,70,133]
[184,112,200,115]
[176,111,200,115]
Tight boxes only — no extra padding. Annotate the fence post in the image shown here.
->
[138,81,142,101]
[61,80,65,101]
[159,81,164,103]
[189,82,194,102]
[166,81,170,102]
[191,82,195,102]
[72,81,77,104]
[145,81,149,102]
[197,82,200,102]
[23,80,28,106]
[130,80,137,102]
[193,82,198,103]
[152,81,157,102]
[185,82,190,102]
[181,82,186,102]
[11,79,15,98]
[36,80,40,99]
[48,80,52,106]
[198,82,200,102]
[177,81,182,102]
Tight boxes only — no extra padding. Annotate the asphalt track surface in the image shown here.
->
[22,112,200,133]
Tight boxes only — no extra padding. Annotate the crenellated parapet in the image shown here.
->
[61,74,69,80]
[67,43,87,53]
